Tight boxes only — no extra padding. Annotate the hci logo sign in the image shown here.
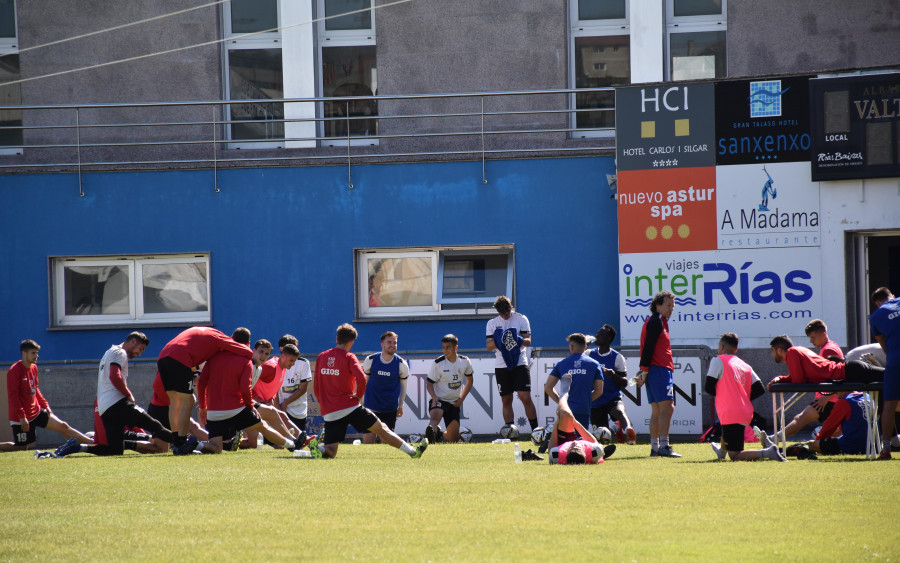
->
[715,76,812,165]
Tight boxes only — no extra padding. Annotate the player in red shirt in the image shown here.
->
[157,327,253,455]
[2,340,91,452]
[240,341,304,449]
[311,323,427,459]
[196,350,298,454]
[635,291,680,457]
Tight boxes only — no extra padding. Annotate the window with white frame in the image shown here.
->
[51,254,211,327]
[357,246,514,318]
[222,0,285,148]
[317,0,377,145]
[0,0,22,154]
[569,0,630,136]
[666,0,726,81]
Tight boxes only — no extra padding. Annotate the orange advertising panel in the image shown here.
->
[617,167,717,254]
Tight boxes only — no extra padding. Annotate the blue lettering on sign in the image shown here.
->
[702,262,812,305]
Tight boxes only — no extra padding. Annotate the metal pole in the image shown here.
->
[76,108,84,197]
[347,101,353,189]
[481,96,487,184]
[213,105,219,193]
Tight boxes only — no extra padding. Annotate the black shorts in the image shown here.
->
[206,407,261,439]
[365,410,397,432]
[323,407,379,445]
[288,414,307,431]
[819,437,842,455]
[146,403,170,427]
[590,398,625,427]
[806,399,836,423]
[557,428,577,445]
[722,423,746,452]
[431,400,461,426]
[495,365,531,396]
[157,356,194,394]
[11,409,50,447]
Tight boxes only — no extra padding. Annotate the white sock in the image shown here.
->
[651,437,660,451]
[283,438,295,450]
[660,436,670,448]
[400,442,416,455]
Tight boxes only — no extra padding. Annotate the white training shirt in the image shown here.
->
[278,358,313,418]
[96,344,129,415]
[427,354,474,401]
[486,312,531,368]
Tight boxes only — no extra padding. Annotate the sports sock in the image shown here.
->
[283,438,295,450]
[528,418,538,431]
[400,442,415,455]
[173,435,187,447]
[660,436,670,448]
[651,437,660,451]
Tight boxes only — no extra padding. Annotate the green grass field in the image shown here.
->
[1,441,898,561]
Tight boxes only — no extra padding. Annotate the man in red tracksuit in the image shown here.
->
[311,323,428,460]
[157,327,253,455]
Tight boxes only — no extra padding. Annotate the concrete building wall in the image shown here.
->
[727,0,900,77]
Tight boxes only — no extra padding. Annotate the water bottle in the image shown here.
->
[514,443,522,464]
[256,433,264,450]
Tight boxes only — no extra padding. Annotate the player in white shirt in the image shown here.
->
[485,295,539,433]
[276,335,314,432]
[426,335,474,443]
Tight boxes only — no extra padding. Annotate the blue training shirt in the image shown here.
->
[589,348,624,407]
[362,353,405,413]
[549,352,602,419]
[870,296,900,377]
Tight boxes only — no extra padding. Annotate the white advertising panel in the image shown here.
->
[619,247,823,343]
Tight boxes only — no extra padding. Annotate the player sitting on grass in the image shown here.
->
[425,334,474,443]
[548,393,616,464]
[705,332,786,462]
[768,392,875,459]
[311,323,427,459]
[589,324,637,445]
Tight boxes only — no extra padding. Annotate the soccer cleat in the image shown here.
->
[602,444,616,460]
[411,438,428,459]
[761,445,787,462]
[54,437,81,457]
[229,430,244,452]
[878,449,892,460]
[308,437,323,459]
[711,441,726,461]
[424,425,436,444]
[538,436,550,454]
[172,436,199,456]
[786,443,817,460]
[33,450,58,459]
[521,448,544,461]
[625,427,637,445]
[303,433,317,448]
[650,449,659,457]
[655,446,682,458]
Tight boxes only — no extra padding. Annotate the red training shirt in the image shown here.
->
[197,351,254,411]
[313,347,366,417]
[159,327,252,368]
[7,361,49,423]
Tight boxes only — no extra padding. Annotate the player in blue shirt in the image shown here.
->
[589,324,636,445]
[544,333,604,429]
[361,331,410,444]
[869,287,900,459]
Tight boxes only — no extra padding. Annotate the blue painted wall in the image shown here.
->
[0,156,619,362]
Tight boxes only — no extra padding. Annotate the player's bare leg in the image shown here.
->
[501,394,515,424]
[256,404,293,439]
[783,405,821,438]
[45,414,92,443]
[517,391,537,420]
[443,420,461,443]
[167,390,194,437]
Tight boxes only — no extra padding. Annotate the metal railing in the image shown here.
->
[0,88,617,187]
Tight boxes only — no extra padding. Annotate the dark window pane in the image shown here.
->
[142,263,209,314]
[670,31,726,80]
[230,0,278,34]
[0,53,22,147]
[325,0,372,31]
[322,45,377,138]
[228,49,284,140]
[575,36,629,129]
[673,0,724,17]
[0,0,15,38]
[578,0,626,20]
[64,266,130,316]
[442,255,509,301]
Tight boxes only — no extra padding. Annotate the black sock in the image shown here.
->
[124,440,138,452]
[529,418,538,431]
[173,435,187,447]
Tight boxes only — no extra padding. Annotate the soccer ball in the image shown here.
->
[460,427,473,443]
[531,426,546,445]
[591,425,612,444]
[408,433,422,443]
[499,424,520,440]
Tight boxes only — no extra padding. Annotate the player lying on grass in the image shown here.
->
[548,393,616,465]
[705,332,786,462]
